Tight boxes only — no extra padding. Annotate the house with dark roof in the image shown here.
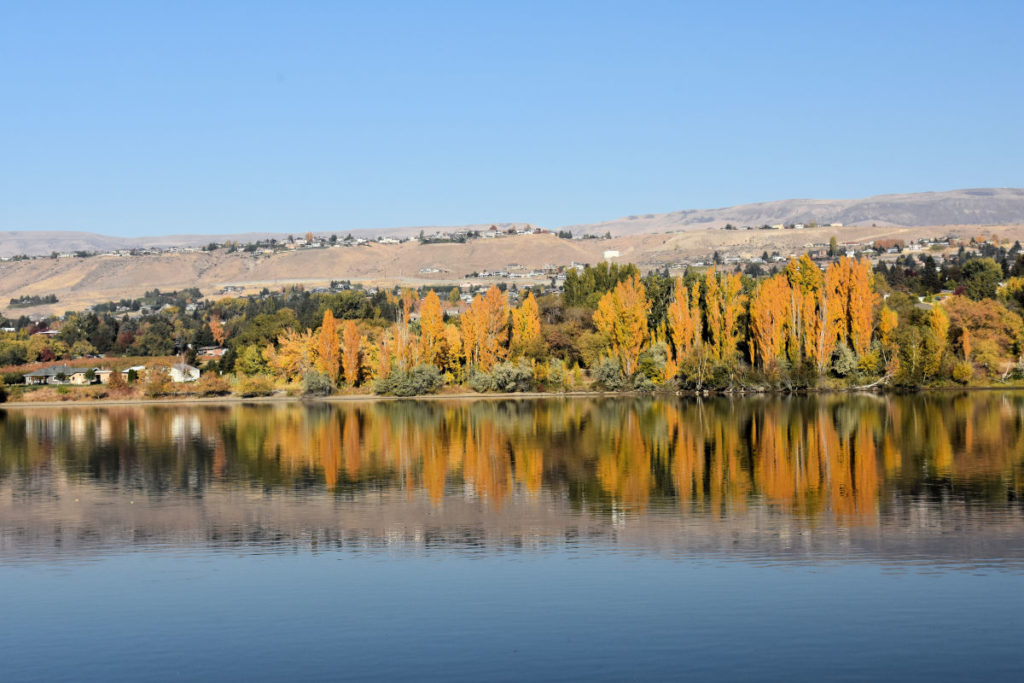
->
[24,364,77,385]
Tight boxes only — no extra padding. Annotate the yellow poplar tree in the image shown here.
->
[804,261,843,372]
[749,274,792,368]
[702,267,745,361]
[720,271,745,360]
[593,274,650,376]
[785,255,823,364]
[316,310,341,383]
[878,305,899,367]
[461,285,509,371]
[924,304,949,378]
[510,292,542,357]
[341,320,361,385]
[666,276,697,361]
[419,290,445,366]
[441,323,464,378]
[847,257,876,355]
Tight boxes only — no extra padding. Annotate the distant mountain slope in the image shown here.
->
[0,224,523,257]
[4,221,1023,316]
[3,188,1023,255]
[563,188,1024,236]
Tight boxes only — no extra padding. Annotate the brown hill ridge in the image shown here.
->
[3,222,1024,317]
[3,188,1024,258]
[563,188,1024,236]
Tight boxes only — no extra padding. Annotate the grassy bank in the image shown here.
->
[4,380,1024,410]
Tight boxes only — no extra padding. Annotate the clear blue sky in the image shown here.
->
[3,1,1022,236]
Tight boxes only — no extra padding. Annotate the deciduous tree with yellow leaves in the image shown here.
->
[510,292,542,358]
[461,285,509,371]
[749,273,792,368]
[341,320,361,385]
[702,267,745,362]
[593,274,650,376]
[315,310,341,383]
[419,290,445,366]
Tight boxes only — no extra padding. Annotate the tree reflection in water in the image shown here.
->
[2,394,1023,521]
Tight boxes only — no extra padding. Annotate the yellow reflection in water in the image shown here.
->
[3,394,1023,522]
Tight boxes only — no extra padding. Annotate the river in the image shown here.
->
[1,395,1021,680]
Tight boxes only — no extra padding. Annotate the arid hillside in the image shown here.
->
[564,187,1024,236]
[0,235,604,314]
[3,222,1022,317]
[5,189,1024,258]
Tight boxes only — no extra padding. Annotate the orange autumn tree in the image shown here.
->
[461,285,509,371]
[593,274,650,376]
[419,290,445,366]
[813,262,845,370]
[266,328,316,379]
[845,257,876,355]
[510,292,542,358]
[665,276,702,381]
[439,323,464,377]
[827,256,876,356]
[784,256,840,372]
[341,320,361,385]
[666,276,700,361]
[208,316,227,345]
[702,267,745,362]
[748,273,792,368]
[316,310,341,383]
[784,256,820,363]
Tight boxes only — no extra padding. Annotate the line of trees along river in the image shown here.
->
[5,247,1024,397]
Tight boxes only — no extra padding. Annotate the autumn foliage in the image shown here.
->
[593,274,650,376]
[223,249,1023,395]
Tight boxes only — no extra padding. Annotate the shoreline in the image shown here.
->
[3,384,1024,409]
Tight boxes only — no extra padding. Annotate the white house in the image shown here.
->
[169,363,201,383]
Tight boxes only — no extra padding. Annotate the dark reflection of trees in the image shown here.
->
[1,393,1023,518]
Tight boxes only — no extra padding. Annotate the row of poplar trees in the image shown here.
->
[258,254,897,389]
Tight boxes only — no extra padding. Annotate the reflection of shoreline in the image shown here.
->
[2,392,568,409]
[3,395,1023,567]
[7,385,1024,409]
[2,481,1023,567]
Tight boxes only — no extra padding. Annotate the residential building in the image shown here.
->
[169,363,201,383]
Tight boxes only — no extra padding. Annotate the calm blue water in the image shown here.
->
[3,551,1020,682]
[1,397,1022,681]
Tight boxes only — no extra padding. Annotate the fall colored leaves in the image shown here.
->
[593,274,649,376]
[264,284,545,388]
[748,255,882,371]
[260,255,895,390]
[594,268,746,382]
